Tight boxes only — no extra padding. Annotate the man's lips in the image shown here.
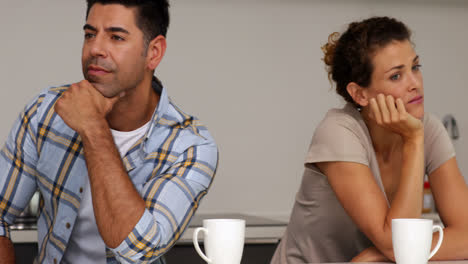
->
[408,96,424,104]
[87,65,110,76]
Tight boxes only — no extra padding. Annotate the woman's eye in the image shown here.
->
[412,64,422,71]
[390,73,401,81]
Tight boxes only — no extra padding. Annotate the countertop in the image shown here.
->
[10,212,442,244]
[344,260,468,264]
[11,213,288,244]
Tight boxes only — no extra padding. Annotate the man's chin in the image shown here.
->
[89,82,120,98]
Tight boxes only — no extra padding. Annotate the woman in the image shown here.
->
[271,16,468,263]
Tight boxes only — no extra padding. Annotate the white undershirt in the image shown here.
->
[62,122,150,263]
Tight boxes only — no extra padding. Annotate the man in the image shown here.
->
[0,0,218,263]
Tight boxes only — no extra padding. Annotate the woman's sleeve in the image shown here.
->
[305,115,369,166]
[424,113,456,175]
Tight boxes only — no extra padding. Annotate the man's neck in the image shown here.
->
[106,77,160,132]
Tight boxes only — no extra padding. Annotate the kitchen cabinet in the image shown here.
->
[11,213,286,263]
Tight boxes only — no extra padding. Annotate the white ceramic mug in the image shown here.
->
[392,218,444,264]
[193,219,245,264]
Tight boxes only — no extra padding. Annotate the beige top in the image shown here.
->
[271,104,455,263]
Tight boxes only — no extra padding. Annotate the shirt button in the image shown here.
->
[66,223,71,229]
[79,187,83,193]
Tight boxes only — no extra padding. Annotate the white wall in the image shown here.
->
[1,0,467,218]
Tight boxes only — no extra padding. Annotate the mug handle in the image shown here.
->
[428,225,444,259]
[193,227,212,263]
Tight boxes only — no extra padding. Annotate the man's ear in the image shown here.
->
[146,35,167,71]
[346,82,369,106]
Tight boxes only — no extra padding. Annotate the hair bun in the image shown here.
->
[321,32,340,67]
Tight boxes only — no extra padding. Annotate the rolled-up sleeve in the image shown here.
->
[110,139,218,263]
[0,97,41,238]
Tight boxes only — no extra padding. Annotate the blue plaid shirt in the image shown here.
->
[0,81,218,263]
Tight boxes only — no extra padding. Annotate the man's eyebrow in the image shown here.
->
[83,24,97,31]
[83,24,130,35]
[106,27,130,35]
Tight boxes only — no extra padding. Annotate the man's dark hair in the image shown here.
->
[86,0,170,46]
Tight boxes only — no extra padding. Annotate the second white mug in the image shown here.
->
[392,218,443,264]
[193,218,245,264]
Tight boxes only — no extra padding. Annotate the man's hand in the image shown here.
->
[0,237,15,264]
[54,80,122,134]
[367,94,423,141]
[351,246,392,263]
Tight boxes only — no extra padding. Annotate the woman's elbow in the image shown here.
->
[368,229,395,261]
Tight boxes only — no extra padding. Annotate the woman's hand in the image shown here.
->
[368,94,423,140]
[351,246,393,263]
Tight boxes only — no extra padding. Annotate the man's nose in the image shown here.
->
[89,36,107,58]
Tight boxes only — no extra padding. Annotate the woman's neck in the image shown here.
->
[360,109,403,162]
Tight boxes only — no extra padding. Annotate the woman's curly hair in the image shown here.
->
[322,16,411,107]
